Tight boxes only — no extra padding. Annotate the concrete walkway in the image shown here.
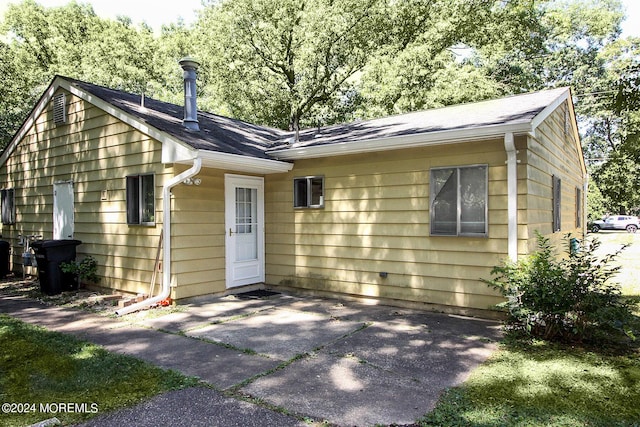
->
[0,292,502,426]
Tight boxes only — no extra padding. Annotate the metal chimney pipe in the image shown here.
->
[179,57,200,131]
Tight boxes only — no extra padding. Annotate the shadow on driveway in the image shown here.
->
[0,291,502,426]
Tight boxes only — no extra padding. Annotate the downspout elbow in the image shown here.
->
[116,157,202,316]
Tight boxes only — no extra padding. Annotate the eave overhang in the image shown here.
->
[267,122,535,160]
[0,76,293,175]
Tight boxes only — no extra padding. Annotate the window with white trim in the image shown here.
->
[552,175,561,232]
[126,174,155,225]
[430,165,488,236]
[1,188,15,225]
[294,176,324,208]
[575,187,582,228]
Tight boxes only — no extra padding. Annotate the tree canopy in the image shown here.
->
[0,0,638,215]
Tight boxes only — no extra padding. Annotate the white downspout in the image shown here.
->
[504,133,518,262]
[116,157,202,316]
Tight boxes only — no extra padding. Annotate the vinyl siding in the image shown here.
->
[0,88,167,295]
[0,88,585,311]
[169,166,228,299]
[524,101,586,251]
[265,140,510,311]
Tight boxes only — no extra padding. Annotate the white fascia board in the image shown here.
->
[268,122,533,160]
[530,88,569,130]
[0,81,60,168]
[184,149,293,174]
[0,76,199,167]
[59,80,198,163]
[161,138,197,164]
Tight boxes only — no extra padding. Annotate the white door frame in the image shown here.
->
[224,174,265,288]
[53,180,74,240]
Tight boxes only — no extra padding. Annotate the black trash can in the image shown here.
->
[30,240,82,295]
[0,241,10,279]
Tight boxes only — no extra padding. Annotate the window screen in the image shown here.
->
[575,187,582,228]
[126,175,154,225]
[293,176,324,208]
[430,166,487,236]
[553,175,561,232]
[1,188,15,225]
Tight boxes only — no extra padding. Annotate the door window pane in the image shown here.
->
[236,187,257,261]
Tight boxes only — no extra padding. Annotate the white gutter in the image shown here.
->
[268,122,533,160]
[116,157,202,316]
[504,133,518,262]
[183,149,293,174]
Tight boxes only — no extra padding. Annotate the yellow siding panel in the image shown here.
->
[265,140,510,311]
[0,89,176,296]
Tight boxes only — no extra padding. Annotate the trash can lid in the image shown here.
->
[31,239,82,248]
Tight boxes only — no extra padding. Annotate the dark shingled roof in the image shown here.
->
[64,77,568,160]
[65,77,288,159]
[277,87,568,151]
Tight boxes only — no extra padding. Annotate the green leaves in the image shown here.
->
[0,0,186,147]
[195,0,392,131]
[485,233,639,344]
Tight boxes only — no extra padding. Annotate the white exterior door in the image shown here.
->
[225,174,265,288]
[53,181,74,239]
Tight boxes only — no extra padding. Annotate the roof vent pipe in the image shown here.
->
[179,57,200,131]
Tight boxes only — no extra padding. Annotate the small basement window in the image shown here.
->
[126,174,155,225]
[1,188,15,225]
[294,176,324,208]
[53,93,67,125]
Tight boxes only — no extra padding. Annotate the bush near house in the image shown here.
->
[484,233,639,345]
[60,256,100,286]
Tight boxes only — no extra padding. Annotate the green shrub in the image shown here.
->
[60,255,100,285]
[485,233,638,344]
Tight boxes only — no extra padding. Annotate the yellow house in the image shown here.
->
[0,62,586,316]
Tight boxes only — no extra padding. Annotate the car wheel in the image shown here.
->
[591,224,600,233]
[626,224,638,233]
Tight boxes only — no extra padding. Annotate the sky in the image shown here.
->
[0,0,204,30]
[0,0,638,36]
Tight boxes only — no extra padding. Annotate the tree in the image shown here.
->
[0,0,169,147]
[356,0,536,117]
[468,0,640,216]
[591,152,640,215]
[195,0,520,131]
[586,37,640,214]
[195,0,395,132]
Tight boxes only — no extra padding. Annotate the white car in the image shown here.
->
[590,215,639,233]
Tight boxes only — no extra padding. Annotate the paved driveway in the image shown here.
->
[0,291,502,426]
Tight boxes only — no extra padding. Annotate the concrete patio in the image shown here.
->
[0,290,502,426]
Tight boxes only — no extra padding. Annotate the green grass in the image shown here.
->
[418,232,640,427]
[0,315,200,426]
[419,337,640,427]
[591,232,640,297]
